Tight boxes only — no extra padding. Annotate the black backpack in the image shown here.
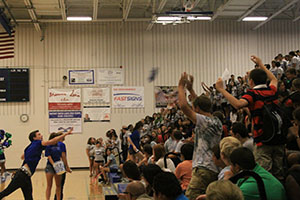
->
[253,95,290,145]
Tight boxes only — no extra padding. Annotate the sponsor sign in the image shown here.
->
[48,89,81,110]
[112,87,144,108]
[49,111,82,133]
[82,88,110,103]
[83,106,110,122]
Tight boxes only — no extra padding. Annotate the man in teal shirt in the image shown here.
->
[230,147,286,200]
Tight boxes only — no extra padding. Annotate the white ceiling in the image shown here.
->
[0,0,299,30]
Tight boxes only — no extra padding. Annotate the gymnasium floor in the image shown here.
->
[0,170,104,200]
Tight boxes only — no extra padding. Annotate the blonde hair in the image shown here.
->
[206,180,244,200]
[219,136,241,161]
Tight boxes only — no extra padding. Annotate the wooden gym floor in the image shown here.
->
[0,170,104,200]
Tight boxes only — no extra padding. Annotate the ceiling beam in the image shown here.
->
[93,0,98,20]
[24,0,41,32]
[237,0,266,21]
[194,0,208,10]
[146,0,168,31]
[1,0,18,25]
[123,0,134,21]
[211,0,235,21]
[293,15,300,21]
[253,0,298,30]
[59,0,66,21]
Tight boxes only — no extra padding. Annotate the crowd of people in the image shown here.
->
[86,51,300,200]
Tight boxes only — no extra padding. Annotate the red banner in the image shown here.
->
[49,103,81,110]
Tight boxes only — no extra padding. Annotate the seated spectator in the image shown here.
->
[123,160,141,181]
[219,137,242,180]
[230,147,286,200]
[152,144,175,172]
[142,164,163,197]
[120,181,152,200]
[138,144,153,167]
[211,145,226,180]
[175,143,194,192]
[196,180,244,200]
[153,172,188,200]
[100,148,118,184]
[231,122,254,152]
[285,153,300,200]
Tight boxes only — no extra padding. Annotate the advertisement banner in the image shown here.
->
[97,68,124,85]
[112,87,144,108]
[68,70,94,85]
[155,86,178,108]
[49,89,81,110]
[83,106,110,122]
[82,88,110,103]
[49,111,82,133]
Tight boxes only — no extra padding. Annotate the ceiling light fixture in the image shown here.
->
[187,16,211,20]
[157,16,181,21]
[242,17,268,21]
[67,16,92,21]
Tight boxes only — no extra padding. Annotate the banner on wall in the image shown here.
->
[82,88,110,103]
[49,89,81,110]
[112,87,144,108]
[155,86,178,108]
[68,70,95,85]
[97,68,124,85]
[83,106,110,122]
[49,111,82,133]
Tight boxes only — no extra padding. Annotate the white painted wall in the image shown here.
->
[0,20,299,168]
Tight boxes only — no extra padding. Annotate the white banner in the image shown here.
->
[48,89,81,110]
[83,106,110,122]
[82,88,110,103]
[112,87,144,108]
[49,111,82,133]
[97,68,124,85]
[68,70,94,85]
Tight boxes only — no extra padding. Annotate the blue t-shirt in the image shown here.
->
[129,130,140,150]
[45,144,62,165]
[22,140,45,175]
[58,142,66,154]
[176,194,188,200]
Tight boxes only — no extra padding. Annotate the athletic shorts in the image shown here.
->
[0,153,5,163]
[95,160,104,164]
[128,148,140,155]
[89,156,95,160]
[45,163,55,174]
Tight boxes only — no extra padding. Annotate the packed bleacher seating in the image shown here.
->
[87,50,300,200]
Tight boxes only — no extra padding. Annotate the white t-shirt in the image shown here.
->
[175,140,184,153]
[292,57,300,70]
[156,157,176,173]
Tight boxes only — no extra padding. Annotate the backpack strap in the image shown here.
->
[230,170,267,200]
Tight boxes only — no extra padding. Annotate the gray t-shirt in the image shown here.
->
[192,114,222,173]
[243,137,254,152]
[86,144,95,156]
[94,146,105,162]
[108,154,118,168]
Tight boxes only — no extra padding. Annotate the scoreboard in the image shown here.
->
[0,68,29,102]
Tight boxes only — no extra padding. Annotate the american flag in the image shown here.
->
[0,31,14,59]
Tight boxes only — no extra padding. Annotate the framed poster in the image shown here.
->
[97,68,124,85]
[69,70,94,85]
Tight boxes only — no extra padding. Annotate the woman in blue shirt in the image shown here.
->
[45,132,65,200]
[128,121,144,162]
